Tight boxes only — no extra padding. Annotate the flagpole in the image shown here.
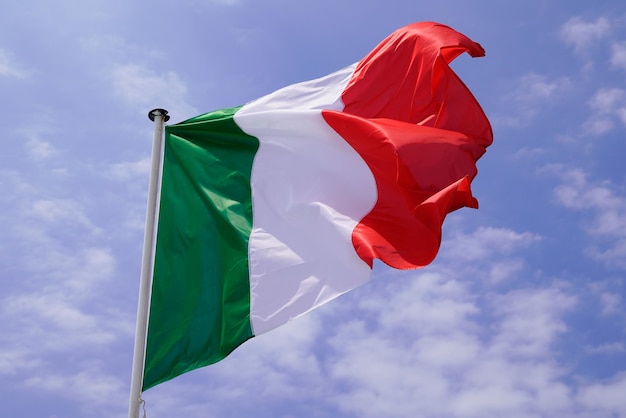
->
[128,108,170,418]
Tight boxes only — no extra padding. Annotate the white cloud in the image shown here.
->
[577,373,626,416]
[585,342,625,354]
[80,34,165,61]
[29,198,101,235]
[493,73,570,129]
[513,146,546,159]
[374,271,479,335]
[617,107,626,125]
[559,17,611,52]
[581,87,626,137]
[187,0,241,6]
[0,170,35,200]
[517,73,566,102]
[32,245,115,294]
[3,293,115,345]
[0,349,41,376]
[583,116,615,136]
[0,48,32,79]
[321,271,579,418]
[588,239,626,270]
[551,167,626,269]
[111,63,197,119]
[1,245,119,349]
[588,280,624,318]
[26,137,57,160]
[598,291,622,316]
[487,258,525,283]
[587,87,625,114]
[15,118,59,160]
[328,320,454,418]
[553,171,626,235]
[0,167,129,404]
[489,287,576,358]
[611,41,626,71]
[107,156,151,180]
[444,226,541,262]
[24,368,126,415]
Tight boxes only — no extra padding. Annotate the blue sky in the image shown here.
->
[1,1,626,417]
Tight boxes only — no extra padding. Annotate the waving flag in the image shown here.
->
[143,21,492,390]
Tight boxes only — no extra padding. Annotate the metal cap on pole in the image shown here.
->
[148,108,170,122]
[128,108,169,418]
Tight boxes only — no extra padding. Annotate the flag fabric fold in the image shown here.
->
[143,21,493,390]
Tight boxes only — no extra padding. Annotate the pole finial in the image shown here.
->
[148,108,170,122]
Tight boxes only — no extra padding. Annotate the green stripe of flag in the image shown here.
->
[144,107,258,390]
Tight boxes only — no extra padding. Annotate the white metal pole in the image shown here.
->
[128,108,170,418]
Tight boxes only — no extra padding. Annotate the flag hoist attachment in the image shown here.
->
[128,108,169,418]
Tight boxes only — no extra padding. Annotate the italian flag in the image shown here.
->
[143,21,492,390]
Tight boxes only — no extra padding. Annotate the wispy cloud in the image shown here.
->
[492,73,571,129]
[322,273,577,418]
[0,349,41,376]
[611,41,626,71]
[585,342,625,354]
[0,48,32,79]
[0,166,130,415]
[550,166,626,269]
[14,115,61,161]
[443,226,541,262]
[106,156,151,181]
[29,198,102,234]
[111,63,197,119]
[24,367,126,416]
[582,87,626,136]
[559,17,611,53]
[577,373,626,416]
[209,0,240,4]
[489,287,576,358]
